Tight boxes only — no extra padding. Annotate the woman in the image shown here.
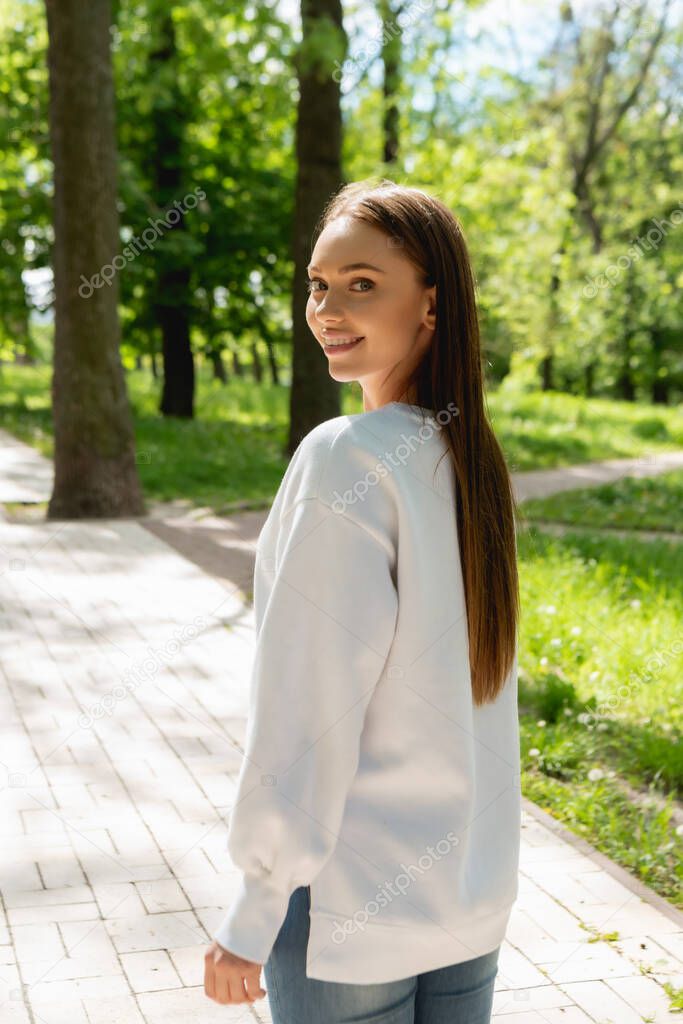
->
[204,179,521,1023]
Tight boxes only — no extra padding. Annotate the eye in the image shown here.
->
[306,278,374,294]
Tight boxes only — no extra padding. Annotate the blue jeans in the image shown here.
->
[264,885,500,1023]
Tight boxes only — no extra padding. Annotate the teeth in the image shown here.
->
[325,336,362,345]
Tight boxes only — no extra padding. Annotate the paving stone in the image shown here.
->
[3,859,46,891]
[514,883,587,943]
[493,983,573,1013]
[492,1013,587,1024]
[3,886,93,910]
[167,945,203,987]
[89,882,148,919]
[106,911,207,953]
[59,918,121,962]
[496,942,550,990]
[615,934,681,977]
[544,939,640,984]
[27,975,130,1001]
[35,851,87,889]
[25,993,90,1024]
[0,996,31,1023]
[137,984,259,1022]
[22,954,122,985]
[159,846,216,877]
[119,949,182,992]
[134,878,191,915]
[79,993,146,1024]
[559,979,647,1022]
[174,872,239,912]
[11,922,65,963]
[605,974,682,1022]
[7,902,100,926]
[651,931,683,960]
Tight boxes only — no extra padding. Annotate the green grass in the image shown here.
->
[2,363,683,508]
[520,470,683,533]
[518,524,683,906]
[489,383,683,471]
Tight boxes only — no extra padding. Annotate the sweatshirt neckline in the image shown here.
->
[386,401,438,423]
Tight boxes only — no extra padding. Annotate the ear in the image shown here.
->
[423,285,437,330]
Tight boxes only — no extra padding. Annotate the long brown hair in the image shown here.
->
[312,178,520,706]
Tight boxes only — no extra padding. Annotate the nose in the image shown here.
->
[312,288,344,321]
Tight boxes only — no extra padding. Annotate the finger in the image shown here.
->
[223,968,248,1005]
[244,965,267,1001]
[215,965,231,1005]
[204,956,216,1001]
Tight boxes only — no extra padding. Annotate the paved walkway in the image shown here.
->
[1,429,682,1023]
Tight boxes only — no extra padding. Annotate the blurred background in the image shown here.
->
[0,0,682,931]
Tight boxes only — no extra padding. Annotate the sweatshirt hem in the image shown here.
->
[304,901,515,984]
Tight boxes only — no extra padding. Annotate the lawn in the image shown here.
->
[516,523,682,906]
[520,469,683,533]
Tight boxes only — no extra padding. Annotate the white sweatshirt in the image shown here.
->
[213,401,521,985]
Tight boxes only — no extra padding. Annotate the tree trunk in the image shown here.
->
[209,348,227,383]
[149,9,195,418]
[44,0,145,519]
[379,0,401,165]
[251,340,263,383]
[264,335,279,385]
[540,353,554,392]
[616,265,637,402]
[288,0,348,455]
[650,327,669,405]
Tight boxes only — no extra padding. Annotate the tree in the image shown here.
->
[44,0,144,518]
[379,0,403,166]
[288,0,348,454]
[147,6,195,418]
[537,0,673,391]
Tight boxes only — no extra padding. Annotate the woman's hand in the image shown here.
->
[204,939,267,1005]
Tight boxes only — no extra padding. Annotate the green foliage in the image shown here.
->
[1,0,680,402]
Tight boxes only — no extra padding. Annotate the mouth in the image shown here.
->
[321,335,364,354]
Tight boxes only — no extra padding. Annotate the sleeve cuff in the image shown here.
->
[212,872,292,965]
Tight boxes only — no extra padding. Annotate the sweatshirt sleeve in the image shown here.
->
[212,495,399,965]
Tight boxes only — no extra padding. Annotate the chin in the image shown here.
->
[327,367,359,383]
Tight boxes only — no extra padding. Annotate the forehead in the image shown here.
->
[310,216,409,272]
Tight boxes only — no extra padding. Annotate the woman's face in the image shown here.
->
[305,216,436,410]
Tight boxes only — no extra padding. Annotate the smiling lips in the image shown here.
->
[321,331,364,351]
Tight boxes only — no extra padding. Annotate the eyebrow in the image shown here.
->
[306,262,387,275]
